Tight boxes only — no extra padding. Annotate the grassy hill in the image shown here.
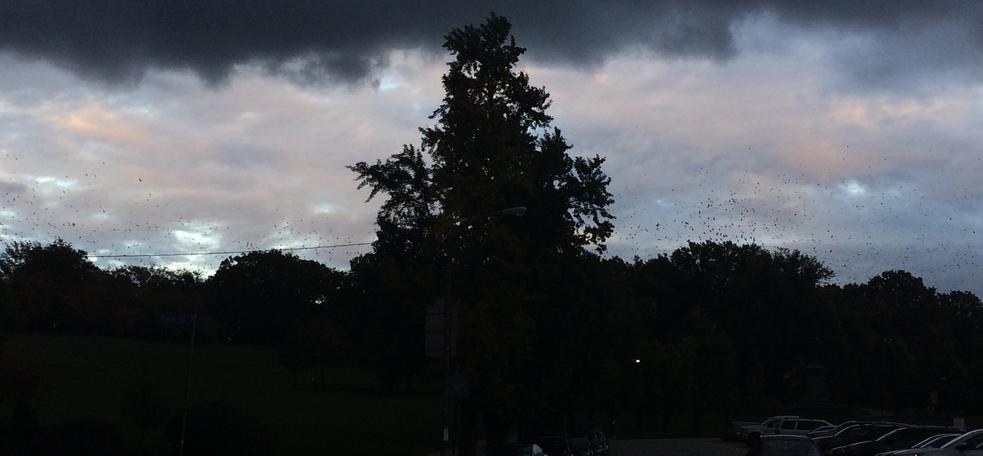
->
[0,333,438,455]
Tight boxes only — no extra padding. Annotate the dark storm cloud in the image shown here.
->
[1,1,980,86]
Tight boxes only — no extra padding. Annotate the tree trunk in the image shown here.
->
[691,405,702,436]
[458,400,479,456]
[661,405,673,437]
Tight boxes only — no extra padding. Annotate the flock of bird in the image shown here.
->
[608,165,980,292]
[0,147,980,293]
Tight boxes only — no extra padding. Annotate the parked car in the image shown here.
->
[748,435,822,456]
[811,421,910,439]
[731,416,799,441]
[488,443,547,456]
[826,426,959,456]
[814,423,905,452]
[887,429,983,456]
[737,416,833,442]
[568,437,595,456]
[809,421,878,439]
[782,418,835,436]
[875,433,961,456]
[534,435,574,456]
[585,428,609,456]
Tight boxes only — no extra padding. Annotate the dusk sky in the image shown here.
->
[1,1,981,293]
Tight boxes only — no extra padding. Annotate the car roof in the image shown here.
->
[879,426,955,437]
[836,423,898,434]
[943,429,983,448]
[915,433,960,447]
[763,435,812,441]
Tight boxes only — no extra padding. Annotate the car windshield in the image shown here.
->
[835,425,865,437]
[908,433,954,449]
[763,417,783,427]
[924,435,959,448]
[943,432,983,450]
[876,428,907,442]
[886,428,952,444]
[866,427,899,440]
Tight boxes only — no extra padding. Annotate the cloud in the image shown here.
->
[0,179,26,194]
[527,24,983,293]
[43,103,153,146]
[1,1,981,89]
[0,15,981,297]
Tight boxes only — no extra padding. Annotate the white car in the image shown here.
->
[737,416,833,442]
[889,429,983,456]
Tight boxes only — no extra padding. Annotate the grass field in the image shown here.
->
[1,333,439,455]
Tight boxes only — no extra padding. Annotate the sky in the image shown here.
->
[1,1,982,293]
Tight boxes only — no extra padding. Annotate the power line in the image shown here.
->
[87,242,373,259]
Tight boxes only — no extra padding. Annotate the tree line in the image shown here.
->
[1,238,980,434]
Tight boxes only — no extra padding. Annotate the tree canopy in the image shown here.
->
[350,13,614,258]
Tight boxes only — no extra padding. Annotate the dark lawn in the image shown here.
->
[1,333,438,455]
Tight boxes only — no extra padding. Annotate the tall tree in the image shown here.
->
[350,14,613,256]
[207,250,345,345]
[0,239,104,332]
[350,13,615,447]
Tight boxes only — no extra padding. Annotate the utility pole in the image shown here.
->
[442,297,452,456]
[178,306,199,456]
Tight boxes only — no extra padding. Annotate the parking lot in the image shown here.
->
[434,438,747,456]
[611,439,746,456]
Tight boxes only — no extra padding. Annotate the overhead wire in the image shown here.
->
[86,241,373,259]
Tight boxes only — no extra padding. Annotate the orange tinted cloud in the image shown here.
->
[46,103,152,147]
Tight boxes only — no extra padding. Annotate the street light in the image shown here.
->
[441,206,525,456]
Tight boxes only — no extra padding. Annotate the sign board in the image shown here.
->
[425,299,457,358]
[448,373,470,399]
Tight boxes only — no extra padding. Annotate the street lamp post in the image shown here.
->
[441,206,526,456]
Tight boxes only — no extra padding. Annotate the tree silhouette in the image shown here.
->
[350,13,614,256]
[0,239,103,331]
[350,13,615,449]
[207,250,345,345]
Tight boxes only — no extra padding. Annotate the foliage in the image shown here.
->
[349,14,614,256]
[207,250,346,345]
[349,15,617,443]
[0,239,103,331]
[2,236,983,441]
